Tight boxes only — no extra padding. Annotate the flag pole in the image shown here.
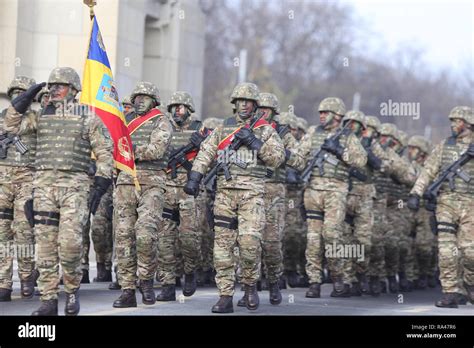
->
[83,0,97,19]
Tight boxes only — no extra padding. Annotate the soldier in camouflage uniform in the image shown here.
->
[0,76,42,302]
[5,67,114,315]
[408,106,474,307]
[292,98,367,298]
[236,93,301,307]
[184,82,285,313]
[155,91,208,301]
[407,135,436,289]
[112,82,172,308]
[122,95,135,124]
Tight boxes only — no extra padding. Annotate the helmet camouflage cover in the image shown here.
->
[343,110,366,129]
[131,81,161,106]
[379,123,398,138]
[396,129,408,147]
[296,116,308,130]
[317,97,346,116]
[167,91,196,113]
[258,92,280,114]
[408,135,430,154]
[230,82,260,104]
[365,115,381,132]
[122,95,132,105]
[202,117,223,129]
[7,76,36,98]
[448,106,474,125]
[48,67,81,91]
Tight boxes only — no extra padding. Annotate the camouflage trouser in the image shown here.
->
[0,181,35,290]
[342,184,374,283]
[213,188,264,296]
[304,188,346,284]
[413,208,435,278]
[261,182,286,283]
[34,185,89,300]
[384,201,405,277]
[398,205,416,281]
[200,190,214,272]
[435,192,474,293]
[282,185,307,276]
[82,185,113,271]
[368,193,387,277]
[157,185,202,285]
[114,184,164,289]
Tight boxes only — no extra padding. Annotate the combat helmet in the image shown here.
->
[365,116,381,132]
[131,81,161,106]
[48,67,81,91]
[317,97,346,116]
[343,110,367,129]
[448,106,474,125]
[167,91,196,113]
[408,135,430,154]
[258,93,280,114]
[230,82,260,105]
[7,76,36,98]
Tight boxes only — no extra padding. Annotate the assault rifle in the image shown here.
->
[0,133,28,159]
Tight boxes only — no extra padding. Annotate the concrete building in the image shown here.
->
[0,0,206,114]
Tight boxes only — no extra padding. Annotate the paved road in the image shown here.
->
[1,266,473,316]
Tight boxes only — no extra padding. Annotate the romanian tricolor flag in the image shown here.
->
[80,16,139,188]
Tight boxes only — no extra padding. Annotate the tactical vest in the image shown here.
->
[220,116,268,178]
[439,137,474,194]
[0,108,37,168]
[35,105,92,173]
[309,126,350,181]
[131,114,168,171]
[267,122,288,183]
[351,164,374,187]
[169,119,202,175]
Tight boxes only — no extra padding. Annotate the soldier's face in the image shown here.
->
[408,146,421,161]
[9,88,25,101]
[259,107,273,121]
[363,126,377,139]
[49,84,70,102]
[172,104,189,124]
[122,103,133,116]
[134,95,155,115]
[235,99,256,119]
[379,135,393,148]
[450,119,466,137]
[349,120,363,136]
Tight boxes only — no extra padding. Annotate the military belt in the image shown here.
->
[162,207,180,223]
[0,208,14,220]
[306,210,324,221]
[437,221,458,235]
[214,215,238,230]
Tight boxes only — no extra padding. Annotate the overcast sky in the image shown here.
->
[343,0,473,74]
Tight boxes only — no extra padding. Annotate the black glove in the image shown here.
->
[284,149,292,163]
[89,176,112,215]
[467,143,474,157]
[183,170,203,197]
[367,148,382,170]
[12,82,46,114]
[407,194,420,211]
[286,167,300,185]
[234,128,263,152]
[190,131,206,148]
[321,138,344,159]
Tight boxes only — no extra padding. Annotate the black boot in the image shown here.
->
[113,289,137,308]
[94,263,112,282]
[196,269,205,287]
[269,282,282,305]
[65,290,80,316]
[435,293,459,308]
[305,283,321,298]
[380,279,387,293]
[183,272,197,297]
[369,276,381,297]
[388,276,398,293]
[279,277,287,290]
[211,295,233,313]
[398,272,409,292]
[455,293,468,305]
[156,284,176,302]
[32,299,58,316]
[0,288,12,302]
[350,282,362,296]
[109,281,121,290]
[139,279,156,305]
[21,274,36,299]
[297,274,310,288]
[244,284,259,310]
[175,276,182,287]
[81,269,90,284]
[465,283,474,304]
[427,274,437,288]
[32,269,39,286]
[286,271,299,288]
[331,278,351,298]
[256,279,262,292]
[417,275,427,289]
[357,273,370,295]
[237,294,247,307]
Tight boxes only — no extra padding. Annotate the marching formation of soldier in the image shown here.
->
[0,68,472,315]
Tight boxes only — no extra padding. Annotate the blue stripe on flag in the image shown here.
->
[87,17,111,69]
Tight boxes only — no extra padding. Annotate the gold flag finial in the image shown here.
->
[83,0,97,19]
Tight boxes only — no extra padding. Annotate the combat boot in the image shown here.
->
[139,279,156,305]
[32,269,39,286]
[113,289,137,308]
[435,293,459,308]
[94,263,112,282]
[65,290,80,316]
[455,293,468,305]
[156,284,176,301]
[32,299,58,316]
[244,284,259,310]
[298,274,310,288]
[305,283,321,298]
[279,277,287,290]
[183,272,197,297]
[427,274,437,288]
[109,281,121,290]
[357,273,370,295]
[380,280,387,293]
[268,282,282,305]
[81,269,90,284]
[237,294,247,307]
[387,276,398,293]
[330,277,351,298]
[398,272,409,292]
[0,288,12,302]
[350,282,362,296]
[415,275,427,290]
[464,283,474,304]
[286,271,299,288]
[369,276,381,297]
[211,295,233,313]
[21,274,36,299]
